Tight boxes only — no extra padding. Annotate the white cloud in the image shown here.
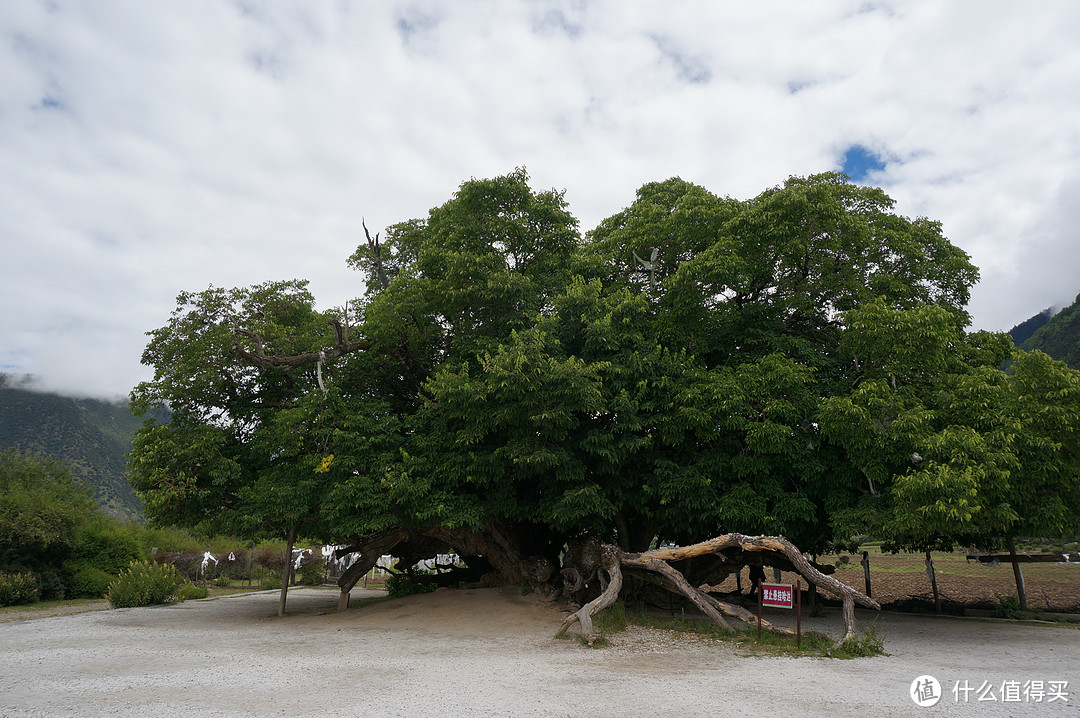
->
[1,0,1079,398]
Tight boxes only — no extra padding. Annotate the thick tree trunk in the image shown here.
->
[861,550,872,599]
[278,524,296,618]
[839,595,856,643]
[335,523,558,611]
[335,526,876,649]
[336,527,408,611]
[1006,535,1028,610]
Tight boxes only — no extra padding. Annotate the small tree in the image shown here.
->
[130,281,357,615]
[1,450,97,599]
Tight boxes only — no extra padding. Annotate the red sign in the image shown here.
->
[761,582,794,609]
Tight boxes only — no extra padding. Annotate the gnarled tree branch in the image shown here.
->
[558,534,878,649]
[364,219,390,291]
[232,324,369,369]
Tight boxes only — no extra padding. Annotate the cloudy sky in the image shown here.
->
[2,1,1079,399]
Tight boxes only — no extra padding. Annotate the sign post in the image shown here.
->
[758,580,802,647]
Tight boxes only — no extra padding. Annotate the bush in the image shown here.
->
[0,571,39,606]
[994,593,1022,619]
[300,558,325,586]
[35,569,67,601]
[178,584,209,601]
[106,560,186,608]
[67,565,115,599]
[139,525,203,555]
[213,574,233,588]
[69,519,145,575]
[254,545,286,571]
[832,625,887,659]
[386,572,437,599]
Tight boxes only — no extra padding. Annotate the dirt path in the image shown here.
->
[1,587,1076,717]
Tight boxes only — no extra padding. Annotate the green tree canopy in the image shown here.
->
[129,170,1080,604]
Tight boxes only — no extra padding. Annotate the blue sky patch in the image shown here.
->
[841,144,887,181]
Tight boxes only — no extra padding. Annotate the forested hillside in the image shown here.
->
[1007,307,1053,346]
[0,375,144,521]
[1020,293,1080,370]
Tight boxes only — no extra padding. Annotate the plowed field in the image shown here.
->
[711,547,1080,613]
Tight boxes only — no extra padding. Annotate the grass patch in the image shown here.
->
[829,624,887,659]
[594,600,627,634]
[178,584,209,601]
[0,597,107,615]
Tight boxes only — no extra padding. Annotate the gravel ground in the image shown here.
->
[1,587,1077,717]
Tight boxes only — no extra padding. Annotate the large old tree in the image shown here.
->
[130,169,1080,629]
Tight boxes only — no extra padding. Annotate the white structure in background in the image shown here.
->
[200,551,218,574]
[308,547,464,576]
[321,545,357,572]
[369,553,459,575]
[291,547,313,570]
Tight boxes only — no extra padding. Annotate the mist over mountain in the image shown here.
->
[0,374,145,521]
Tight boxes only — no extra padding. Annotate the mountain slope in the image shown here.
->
[1007,307,1053,346]
[0,377,144,521]
[1021,292,1080,370]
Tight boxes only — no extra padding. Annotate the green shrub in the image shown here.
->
[0,571,39,607]
[178,584,209,601]
[67,565,115,599]
[213,574,233,588]
[386,572,437,599]
[138,525,203,555]
[994,593,1022,619]
[832,625,887,659]
[69,519,145,575]
[106,560,186,608]
[259,568,281,587]
[35,569,66,601]
[300,558,325,586]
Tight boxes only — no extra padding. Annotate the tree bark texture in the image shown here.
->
[1006,535,1028,610]
[557,548,623,645]
[559,534,878,649]
[278,524,296,618]
[336,527,409,611]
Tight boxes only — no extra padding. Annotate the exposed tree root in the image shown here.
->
[558,548,623,645]
[557,534,879,649]
[620,554,733,631]
[336,528,876,650]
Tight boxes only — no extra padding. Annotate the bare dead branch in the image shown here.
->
[364,218,390,291]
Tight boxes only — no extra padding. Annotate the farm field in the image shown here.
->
[832,547,1080,614]
[707,547,1080,615]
